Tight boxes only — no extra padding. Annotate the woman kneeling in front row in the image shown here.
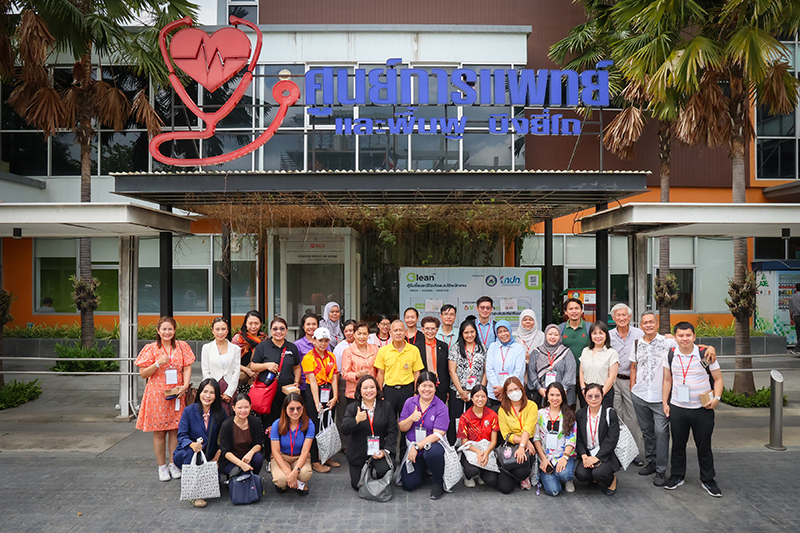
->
[457,384,500,489]
[398,371,450,500]
[341,374,397,490]
[575,383,621,495]
[496,376,538,493]
[533,382,577,496]
[270,393,314,495]
[219,393,264,478]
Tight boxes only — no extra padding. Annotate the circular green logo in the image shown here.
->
[406,273,417,282]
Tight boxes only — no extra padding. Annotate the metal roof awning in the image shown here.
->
[112,169,649,219]
[0,203,193,238]
[578,202,800,237]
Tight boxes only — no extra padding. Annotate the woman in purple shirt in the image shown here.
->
[398,371,450,499]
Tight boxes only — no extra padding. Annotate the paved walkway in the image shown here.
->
[0,357,799,532]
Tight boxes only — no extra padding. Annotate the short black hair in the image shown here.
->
[564,297,583,310]
[404,307,419,318]
[440,303,456,314]
[476,296,493,307]
[673,321,695,334]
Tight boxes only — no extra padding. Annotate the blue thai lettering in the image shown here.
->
[479,69,492,104]
[417,117,438,134]
[431,69,449,104]
[489,114,510,134]
[387,108,417,134]
[550,113,561,136]
[580,60,612,106]
[561,118,581,135]
[507,69,548,106]
[368,59,399,105]
[549,70,579,106]
[439,117,468,139]
[335,118,352,134]
[451,69,477,105]
[337,68,366,105]
[530,110,550,135]
[511,117,529,135]
[305,67,334,105]
[353,118,374,135]
[494,69,506,105]
[400,69,430,105]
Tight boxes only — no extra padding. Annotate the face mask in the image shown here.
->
[507,390,523,402]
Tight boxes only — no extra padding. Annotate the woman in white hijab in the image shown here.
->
[514,309,545,365]
[320,301,344,349]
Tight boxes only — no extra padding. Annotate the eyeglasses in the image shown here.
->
[422,327,438,332]
[585,394,602,400]
[287,406,303,413]
[478,305,492,310]
[271,326,287,332]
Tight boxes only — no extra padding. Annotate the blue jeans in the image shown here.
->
[539,456,575,496]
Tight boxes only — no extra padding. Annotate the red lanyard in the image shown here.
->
[522,340,533,355]
[478,323,490,346]
[418,400,432,430]
[367,409,375,436]
[677,353,694,385]
[289,425,301,456]
[548,408,560,426]
[500,346,510,371]
[161,345,174,366]
[588,412,600,447]
[465,346,475,371]
[547,349,556,368]
[511,404,524,432]
[407,330,418,345]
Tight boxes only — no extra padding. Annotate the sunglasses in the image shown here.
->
[287,406,303,413]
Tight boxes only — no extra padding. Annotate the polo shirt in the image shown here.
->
[301,349,337,385]
[663,345,721,409]
[270,419,316,456]
[497,401,538,442]
[610,326,644,376]
[373,342,424,386]
[457,407,499,442]
[399,395,449,442]
[251,339,301,386]
[436,326,459,351]
[561,321,590,362]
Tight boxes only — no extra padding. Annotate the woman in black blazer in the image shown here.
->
[420,317,451,401]
[575,383,621,495]
[340,374,398,490]
[218,393,265,477]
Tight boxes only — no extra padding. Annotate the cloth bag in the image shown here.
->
[435,434,464,492]
[179,451,221,501]
[316,408,342,465]
[608,409,637,470]
[250,350,285,415]
[357,456,394,502]
[458,439,500,473]
[228,471,263,505]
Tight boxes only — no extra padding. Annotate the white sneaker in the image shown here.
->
[476,476,485,485]
[168,463,182,479]
[463,477,476,488]
[158,465,170,482]
[565,480,575,493]
[266,462,271,473]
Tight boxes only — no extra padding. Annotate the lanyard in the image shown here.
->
[522,339,534,356]
[367,409,375,436]
[478,322,491,346]
[588,412,600,448]
[289,425,301,456]
[426,340,437,373]
[407,330,418,345]
[511,404,524,432]
[465,346,475,371]
[548,408,560,426]
[677,353,694,385]
[547,349,556,368]
[379,335,389,347]
[499,346,510,371]
[161,345,175,366]
[417,400,433,430]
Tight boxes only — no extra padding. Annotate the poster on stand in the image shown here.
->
[399,267,543,329]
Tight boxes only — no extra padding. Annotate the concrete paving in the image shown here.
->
[0,355,799,531]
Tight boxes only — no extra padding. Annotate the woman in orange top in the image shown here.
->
[135,316,195,482]
[341,321,378,403]
[301,327,340,472]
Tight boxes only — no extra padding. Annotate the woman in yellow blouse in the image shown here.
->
[496,376,538,493]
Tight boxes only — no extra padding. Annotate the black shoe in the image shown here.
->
[653,473,667,487]
[632,455,644,467]
[638,462,656,476]
[298,488,310,497]
[430,484,445,500]
[701,480,722,498]
[664,477,684,490]
[275,485,288,494]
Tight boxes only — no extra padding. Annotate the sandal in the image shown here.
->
[191,499,207,508]
[312,462,331,473]
[325,459,341,468]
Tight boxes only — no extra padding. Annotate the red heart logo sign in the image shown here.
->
[169,27,251,93]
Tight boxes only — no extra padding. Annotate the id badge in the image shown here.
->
[174,397,180,411]
[320,386,331,404]
[546,432,559,451]
[676,384,691,403]
[466,375,477,388]
[164,368,178,386]
[589,445,600,457]
[297,480,306,490]
[498,372,509,384]
[545,372,557,386]
[415,426,427,443]
[367,437,380,456]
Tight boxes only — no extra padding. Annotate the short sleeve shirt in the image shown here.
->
[534,407,577,463]
[399,395,449,442]
[562,321,590,362]
[664,345,720,409]
[251,339,301,386]
[448,343,487,392]
[270,419,316,456]
[374,342,424,386]
[630,334,677,403]
[610,326,645,375]
[301,349,337,386]
[457,407,499,442]
[579,346,620,386]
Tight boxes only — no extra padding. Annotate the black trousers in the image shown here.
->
[303,388,322,464]
[383,383,414,461]
[448,394,472,444]
[348,456,392,490]
[575,460,616,487]
[669,404,716,482]
[497,457,532,494]
[461,454,499,488]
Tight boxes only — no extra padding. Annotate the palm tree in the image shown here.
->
[637,0,800,394]
[1,0,197,347]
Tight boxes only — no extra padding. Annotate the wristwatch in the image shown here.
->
[413,443,421,451]
[154,361,161,368]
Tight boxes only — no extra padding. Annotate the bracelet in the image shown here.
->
[154,361,161,368]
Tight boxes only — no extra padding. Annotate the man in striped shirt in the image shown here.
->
[662,321,724,497]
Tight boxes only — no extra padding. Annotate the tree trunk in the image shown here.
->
[658,121,671,334]
[729,68,755,396]
[0,325,4,389]
[77,52,95,349]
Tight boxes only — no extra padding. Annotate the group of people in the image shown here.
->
[134,296,725,507]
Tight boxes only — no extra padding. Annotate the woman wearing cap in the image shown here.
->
[529,324,577,407]
[341,374,397,490]
[485,320,526,410]
[301,326,340,473]
[398,371,450,499]
[320,302,344,349]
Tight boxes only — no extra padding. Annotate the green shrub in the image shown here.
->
[0,379,42,410]
[5,321,215,340]
[51,343,120,373]
[695,316,765,337]
[720,387,787,408]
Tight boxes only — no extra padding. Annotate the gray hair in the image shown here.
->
[640,311,657,322]
[610,303,632,317]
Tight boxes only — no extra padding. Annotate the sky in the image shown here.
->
[194,0,217,25]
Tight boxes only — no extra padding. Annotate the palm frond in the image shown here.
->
[603,105,646,160]
[675,74,730,148]
[131,89,163,136]
[97,84,132,131]
[726,27,787,83]
[757,61,800,115]
[671,36,724,93]
[24,86,66,138]
[17,10,54,66]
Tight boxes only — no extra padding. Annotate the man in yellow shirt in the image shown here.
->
[375,320,425,418]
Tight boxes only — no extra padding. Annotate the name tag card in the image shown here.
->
[545,372,557,386]
[546,432,559,451]
[367,437,380,456]
[165,368,178,386]
[320,386,331,404]
[675,384,691,404]
[466,376,477,388]
[415,426,427,443]
[498,372,509,383]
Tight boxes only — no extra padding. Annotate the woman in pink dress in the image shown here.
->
[136,316,196,482]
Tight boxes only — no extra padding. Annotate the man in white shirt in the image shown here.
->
[609,303,645,467]
[662,321,724,497]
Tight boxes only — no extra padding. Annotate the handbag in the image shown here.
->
[608,409,637,470]
[179,451,221,501]
[316,408,342,465]
[458,439,500,473]
[496,434,532,482]
[228,471,263,505]
[250,348,285,415]
[435,434,464,492]
[357,456,394,502]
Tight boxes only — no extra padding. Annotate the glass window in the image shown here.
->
[152,139,200,172]
[757,106,795,137]
[285,263,344,327]
[229,4,257,25]
[657,268,694,311]
[411,134,459,170]
[259,64,305,126]
[565,235,595,266]
[463,133,511,170]
[202,133,255,172]
[1,133,47,175]
[101,131,149,173]
[203,72,254,129]
[567,268,595,289]
[754,237,787,260]
[51,133,97,176]
[359,133,408,171]
[308,130,354,171]
[262,133,305,171]
[93,267,119,312]
[610,236,628,275]
[520,235,564,266]
[669,236,694,265]
[174,269,210,313]
[173,236,211,267]
[757,138,796,180]
[696,238,734,313]
[35,238,76,313]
